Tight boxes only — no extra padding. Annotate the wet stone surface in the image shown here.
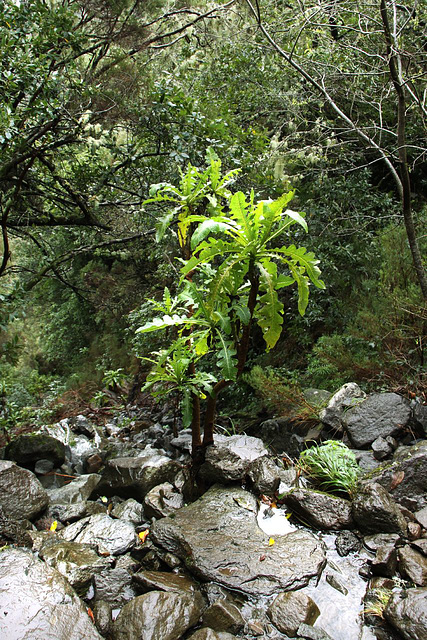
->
[150,485,326,596]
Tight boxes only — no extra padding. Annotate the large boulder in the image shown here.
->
[60,513,136,556]
[150,486,326,596]
[5,434,66,469]
[199,435,268,484]
[0,547,103,640]
[98,455,181,500]
[111,590,204,640]
[365,441,427,510]
[352,483,407,534]
[398,546,427,586]
[342,393,411,448]
[384,588,427,640]
[0,460,49,521]
[282,488,354,530]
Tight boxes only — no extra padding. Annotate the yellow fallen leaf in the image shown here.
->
[50,521,58,532]
[139,530,149,543]
[268,537,275,546]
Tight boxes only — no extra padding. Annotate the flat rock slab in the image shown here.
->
[60,513,136,555]
[150,486,326,596]
[0,547,102,640]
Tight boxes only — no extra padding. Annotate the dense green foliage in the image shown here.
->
[0,0,425,439]
[298,440,361,497]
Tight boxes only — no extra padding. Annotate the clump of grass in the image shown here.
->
[298,440,361,497]
[364,588,393,619]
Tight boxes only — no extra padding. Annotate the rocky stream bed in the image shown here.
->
[0,383,426,640]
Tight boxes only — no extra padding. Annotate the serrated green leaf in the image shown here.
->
[257,261,285,350]
[216,331,238,380]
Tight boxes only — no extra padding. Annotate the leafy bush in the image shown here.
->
[298,440,360,497]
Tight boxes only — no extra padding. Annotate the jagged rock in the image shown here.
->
[111,590,204,640]
[0,547,103,640]
[94,567,137,606]
[412,539,427,556]
[363,533,401,552]
[202,599,244,633]
[370,544,397,577]
[250,418,307,458]
[335,530,361,556]
[415,506,427,529]
[352,483,407,534]
[0,460,49,521]
[133,570,199,594]
[371,436,394,461]
[60,513,136,555]
[112,498,145,524]
[267,591,320,636]
[5,433,66,469]
[199,435,268,484]
[34,459,55,474]
[48,473,101,504]
[325,573,348,595]
[93,600,112,637]
[48,500,106,523]
[38,537,113,595]
[0,504,34,547]
[366,441,427,511]
[68,414,96,438]
[398,546,427,586]
[353,450,380,472]
[144,482,184,519]
[283,488,354,530]
[85,453,103,474]
[319,383,366,431]
[188,630,237,640]
[384,588,427,640]
[343,393,411,448]
[98,455,181,500]
[150,485,326,596]
[247,456,281,495]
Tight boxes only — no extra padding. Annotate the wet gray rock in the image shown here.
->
[366,441,427,510]
[413,402,427,436]
[188,630,237,640]
[0,547,103,640]
[384,587,427,640]
[49,499,106,523]
[363,533,400,552]
[69,414,96,438]
[38,537,113,595]
[48,473,101,505]
[370,544,397,577]
[0,504,33,547]
[202,599,244,633]
[297,623,334,640]
[412,539,427,556]
[353,450,380,472]
[251,418,307,458]
[335,530,361,556]
[343,393,411,448]
[133,570,199,594]
[5,434,66,469]
[98,455,181,500]
[144,482,184,519]
[0,460,49,521]
[93,600,112,637]
[415,506,427,529]
[34,459,55,475]
[111,590,204,640]
[199,435,268,484]
[319,383,366,431]
[61,513,136,555]
[112,498,145,524]
[325,573,348,595]
[398,545,427,586]
[247,456,281,495]
[267,591,320,636]
[352,483,407,534]
[283,488,354,530]
[94,567,137,605]
[371,436,394,461]
[150,485,326,596]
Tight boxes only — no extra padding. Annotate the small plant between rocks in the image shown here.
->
[297,440,361,497]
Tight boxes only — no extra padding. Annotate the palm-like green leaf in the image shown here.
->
[256,261,285,350]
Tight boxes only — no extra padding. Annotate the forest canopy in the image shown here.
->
[0,0,426,438]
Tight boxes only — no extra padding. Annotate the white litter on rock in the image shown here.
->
[256,503,296,536]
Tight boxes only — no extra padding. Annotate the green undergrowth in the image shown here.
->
[298,440,361,497]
